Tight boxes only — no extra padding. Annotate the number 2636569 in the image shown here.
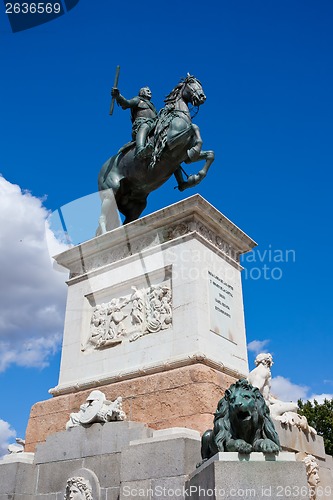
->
[5,3,61,14]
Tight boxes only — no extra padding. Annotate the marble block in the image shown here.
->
[187,453,309,499]
[50,195,256,396]
[276,420,326,459]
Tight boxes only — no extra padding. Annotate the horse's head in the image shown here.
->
[182,74,206,106]
[164,74,206,108]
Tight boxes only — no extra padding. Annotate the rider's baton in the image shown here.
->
[109,65,120,115]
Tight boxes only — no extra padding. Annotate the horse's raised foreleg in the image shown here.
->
[186,124,203,161]
[175,150,215,192]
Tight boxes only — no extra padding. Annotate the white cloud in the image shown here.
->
[247,339,270,354]
[0,176,69,372]
[0,419,16,458]
[271,375,309,402]
[308,393,333,404]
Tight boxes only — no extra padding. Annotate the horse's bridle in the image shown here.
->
[183,79,206,107]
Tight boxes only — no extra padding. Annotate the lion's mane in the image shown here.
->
[200,379,280,461]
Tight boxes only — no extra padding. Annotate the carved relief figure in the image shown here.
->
[64,477,93,500]
[66,390,126,429]
[303,454,320,500]
[248,353,316,435]
[130,286,145,326]
[160,289,172,329]
[107,297,129,340]
[84,282,172,350]
[90,304,108,344]
[145,285,171,334]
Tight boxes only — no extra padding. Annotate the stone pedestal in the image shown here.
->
[25,195,256,451]
[187,453,310,499]
[2,422,332,499]
[5,195,333,498]
[1,423,202,499]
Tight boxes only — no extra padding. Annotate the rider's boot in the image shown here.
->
[135,125,153,159]
[135,143,153,159]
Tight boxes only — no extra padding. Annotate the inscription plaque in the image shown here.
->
[208,270,235,342]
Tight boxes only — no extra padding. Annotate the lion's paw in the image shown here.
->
[253,439,280,454]
[228,439,252,454]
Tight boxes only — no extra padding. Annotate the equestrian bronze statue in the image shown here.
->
[97,74,215,234]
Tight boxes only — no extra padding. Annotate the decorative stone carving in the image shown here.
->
[165,219,238,262]
[64,477,93,500]
[7,438,25,454]
[200,379,281,464]
[130,284,172,341]
[303,454,320,500]
[84,282,172,350]
[68,213,243,279]
[248,353,316,435]
[66,390,126,430]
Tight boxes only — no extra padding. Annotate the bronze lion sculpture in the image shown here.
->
[200,379,281,461]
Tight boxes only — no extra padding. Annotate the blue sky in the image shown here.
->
[0,0,332,454]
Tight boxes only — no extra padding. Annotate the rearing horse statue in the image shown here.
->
[97,75,214,234]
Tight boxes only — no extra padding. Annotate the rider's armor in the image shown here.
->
[115,93,157,157]
[130,98,157,139]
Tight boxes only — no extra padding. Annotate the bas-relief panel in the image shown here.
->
[82,274,172,352]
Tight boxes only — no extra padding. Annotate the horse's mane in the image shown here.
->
[164,74,201,109]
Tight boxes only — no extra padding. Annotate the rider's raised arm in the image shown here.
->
[111,88,140,110]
